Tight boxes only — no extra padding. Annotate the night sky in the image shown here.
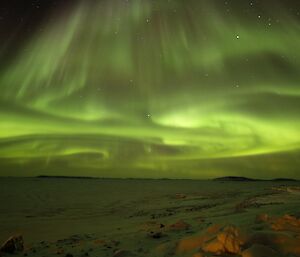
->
[0,0,300,179]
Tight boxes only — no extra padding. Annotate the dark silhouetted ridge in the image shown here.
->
[213,176,298,182]
[213,176,258,182]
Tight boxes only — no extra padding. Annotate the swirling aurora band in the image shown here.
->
[0,0,299,178]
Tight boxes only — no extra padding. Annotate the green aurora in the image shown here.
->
[0,0,300,178]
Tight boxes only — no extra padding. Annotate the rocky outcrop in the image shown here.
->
[202,225,247,255]
[176,225,247,255]
[270,214,300,233]
[177,217,300,256]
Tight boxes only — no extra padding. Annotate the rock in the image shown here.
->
[113,249,136,257]
[242,244,280,257]
[206,224,222,234]
[176,235,208,253]
[255,213,269,223]
[255,214,300,233]
[0,234,24,254]
[271,214,300,233]
[175,193,187,199]
[202,225,246,255]
[287,186,300,194]
[168,220,190,231]
[177,225,248,255]
[150,231,163,239]
[218,232,240,253]
[202,238,224,254]
[140,221,163,232]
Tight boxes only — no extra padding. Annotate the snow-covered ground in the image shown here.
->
[0,177,300,257]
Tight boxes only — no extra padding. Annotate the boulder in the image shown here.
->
[168,220,190,231]
[0,235,24,254]
[202,225,246,255]
[202,238,224,254]
[176,235,208,253]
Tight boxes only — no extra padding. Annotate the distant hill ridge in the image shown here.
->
[213,176,297,182]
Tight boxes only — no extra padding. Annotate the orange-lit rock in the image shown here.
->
[271,214,300,233]
[202,238,224,254]
[176,235,207,253]
[206,224,222,234]
[202,226,246,255]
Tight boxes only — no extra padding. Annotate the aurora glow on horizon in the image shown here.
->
[0,0,299,179]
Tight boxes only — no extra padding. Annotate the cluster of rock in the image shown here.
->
[140,219,191,239]
[2,214,300,257]
[272,185,300,194]
[176,214,300,257]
